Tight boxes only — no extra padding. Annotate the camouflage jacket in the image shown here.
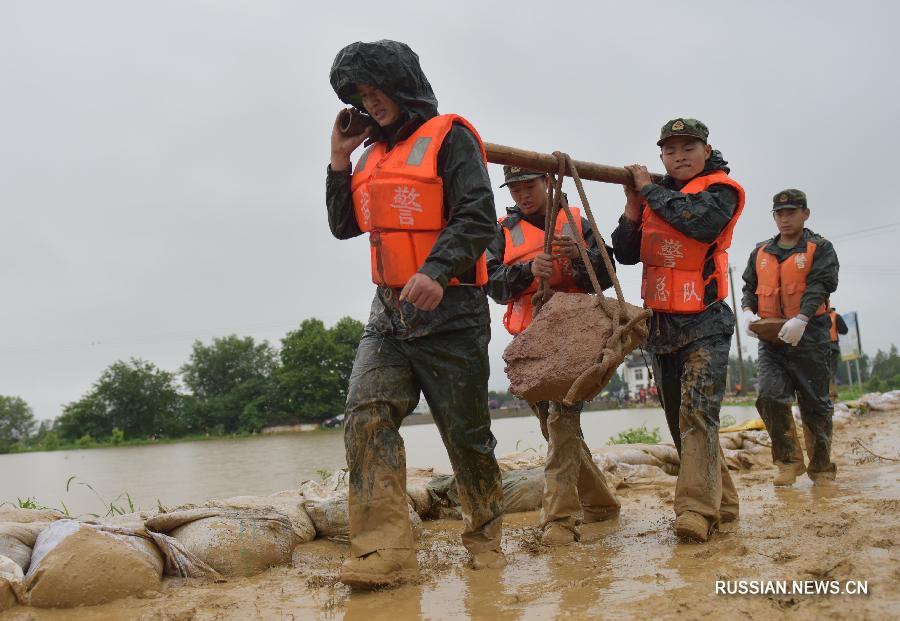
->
[741,228,839,346]
[611,152,739,354]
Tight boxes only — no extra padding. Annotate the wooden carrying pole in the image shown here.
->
[484,142,664,186]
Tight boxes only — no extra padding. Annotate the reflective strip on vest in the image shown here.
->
[508,222,526,247]
[406,137,432,166]
[355,146,373,173]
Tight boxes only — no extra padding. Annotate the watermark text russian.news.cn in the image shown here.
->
[715,580,869,596]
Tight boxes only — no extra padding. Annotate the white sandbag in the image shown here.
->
[301,487,423,539]
[146,495,315,577]
[861,391,900,411]
[718,433,743,451]
[615,463,675,488]
[0,508,63,524]
[639,443,680,467]
[406,470,435,518]
[501,468,545,514]
[0,522,47,572]
[24,520,163,608]
[0,555,24,612]
[595,445,663,467]
[496,450,546,472]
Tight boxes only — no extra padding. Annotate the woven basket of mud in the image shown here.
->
[504,292,649,404]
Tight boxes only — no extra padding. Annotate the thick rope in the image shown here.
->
[531,151,652,404]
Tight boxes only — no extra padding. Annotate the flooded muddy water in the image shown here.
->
[0,406,760,516]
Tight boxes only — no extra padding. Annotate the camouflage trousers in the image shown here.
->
[343,326,504,558]
[756,341,836,476]
[651,334,739,524]
[530,401,620,535]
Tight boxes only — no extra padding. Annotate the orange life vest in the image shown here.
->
[350,114,488,287]
[828,310,839,342]
[639,171,745,313]
[755,241,829,319]
[500,208,585,334]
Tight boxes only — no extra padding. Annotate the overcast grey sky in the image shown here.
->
[2,0,898,421]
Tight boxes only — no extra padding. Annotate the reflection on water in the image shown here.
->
[0,407,759,516]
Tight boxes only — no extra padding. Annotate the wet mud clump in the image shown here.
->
[504,293,649,402]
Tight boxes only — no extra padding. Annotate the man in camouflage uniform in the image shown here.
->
[741,189,839,485]
[326,40,504,588]
[612,118,741,542]
[486,166,621,546]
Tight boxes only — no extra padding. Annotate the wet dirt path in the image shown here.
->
[3,410,898,621]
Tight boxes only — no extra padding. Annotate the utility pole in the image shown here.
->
[728,265,746,395]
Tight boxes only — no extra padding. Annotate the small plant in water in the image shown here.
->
[607,424,661,445]
[16,497,41,509]
[720,413,736,428]
[316,468,333,481]
[66,475,136,517]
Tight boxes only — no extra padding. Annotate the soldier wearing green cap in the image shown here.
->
[740,189,839,486]
[611,117,743,542]
[485,166,621,546]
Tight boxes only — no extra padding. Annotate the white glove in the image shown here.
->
[778,316,808,346]
[741,309,761,338]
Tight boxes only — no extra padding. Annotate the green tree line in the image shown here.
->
[0,317,364,452]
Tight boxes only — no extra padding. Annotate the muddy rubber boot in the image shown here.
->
[773,462,807,486]
[339,549,418,589]
[808,468,836,485]
[541,522,577,546]
[674,511,712,543]
[471,549,507,570]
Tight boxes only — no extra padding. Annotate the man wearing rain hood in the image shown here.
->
[326,40,505,588]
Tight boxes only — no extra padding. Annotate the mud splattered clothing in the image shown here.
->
[486,204,619,535]
[530,401,620,535]
[344,329,503,556]
[327,40,503,559]
[611,151,740,524]
[650,334,740,522]
[741,229,840,478]
[755,341,836,476]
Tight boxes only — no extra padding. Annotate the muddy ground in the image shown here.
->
[2,408,899,621]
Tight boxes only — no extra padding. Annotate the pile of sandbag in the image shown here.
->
[855,390,900,412]
[0,511,165,610]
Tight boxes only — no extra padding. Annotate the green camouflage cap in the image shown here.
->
[772,188,808,210]
[500,165,546,188]
[657,118,709,146]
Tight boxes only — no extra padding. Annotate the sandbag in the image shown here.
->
[0,522,47,572]
[860,391,900,411]
[146,495,315,577]
[0,508,63,524]
[616,463,675,488]
[425,469,545,516]
[496,450,546,472]
[501,468,545,514]
[406,469,436,518]
[301,484,423,539]
[595,445,663,468]
[0,555,24,612]
[24,520,163,608]
[504,293,649,403]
